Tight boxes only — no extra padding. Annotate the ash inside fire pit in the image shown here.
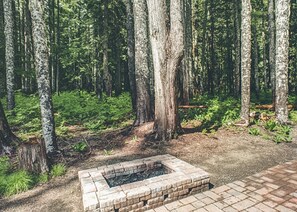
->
[104,162,172,187]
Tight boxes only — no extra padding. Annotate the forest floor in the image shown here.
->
[0,123,297,212]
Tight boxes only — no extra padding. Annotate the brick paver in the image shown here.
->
[154,160,297,212]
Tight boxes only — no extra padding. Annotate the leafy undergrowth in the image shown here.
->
[0,156,66,197]
[180,95,241,132]
[180,94,296,143]
[2,91,133,138]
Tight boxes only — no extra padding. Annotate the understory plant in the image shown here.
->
[50,163,67,177]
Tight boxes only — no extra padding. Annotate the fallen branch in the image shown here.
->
[179,105,208,109]
[255,104,294,111]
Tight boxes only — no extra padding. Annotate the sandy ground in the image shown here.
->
[1,123,297,212]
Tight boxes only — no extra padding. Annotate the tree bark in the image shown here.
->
[56,0,60,95]
[234,0,241,97]
[0,0,5,98]
[3,0,15,110]
[29,0,58,154]
[240,0,252,125]
[275,0,290,124]
[268,0,276,104]
[201,0,208,95]
[133,0,152,125]
[181,0,192,105]
[253,26,260,97]
[208,0,215,95]
[0,100,17,155]
[147,0,184,140]
[124,0,136,111]
[103,0,112,97]
[18,137,49,173]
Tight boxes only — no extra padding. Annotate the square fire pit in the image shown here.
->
[78,154,210,212]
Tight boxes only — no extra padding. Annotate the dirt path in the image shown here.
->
[1,124,297,212]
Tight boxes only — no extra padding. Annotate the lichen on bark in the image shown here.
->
[29,0,57,153]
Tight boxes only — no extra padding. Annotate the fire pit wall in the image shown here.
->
[79,154,210,212]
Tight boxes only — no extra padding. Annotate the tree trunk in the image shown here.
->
[56,0,60,95]
[268,0,276,104]
[0,100,17,155]
[3,0,15,110]
[275,0,290,124]
[103,0,112,97]
[147,0,184,140]
[18,137,49,173]
[191,0,199,95]
[253,27,260,98]
[240,0,252,125]
[201,0,208,95]
[29,0,57,154]
[124,0,136,111]
[208,0,215,95]
[181,0,192,105]
[133,0,152,126]
[234,0,241,97]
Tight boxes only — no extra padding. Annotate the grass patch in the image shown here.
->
[4,170,33,196]
[50,164,66,177]
[248,128,261,136]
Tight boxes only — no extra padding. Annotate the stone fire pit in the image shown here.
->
[78,154,210,211]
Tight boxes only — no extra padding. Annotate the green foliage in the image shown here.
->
[2,91,132,136]
[37,173,49,184]
[273,134,292,143]
[0,156,10,175]
[50,164,66,177]
[0,157,49,197]
[0,158,33,196]
[180,96,240,131]
[273,125,292,143]
[72,141,88,152]
[4,170,33,196]
[53,91,132,131]
[289,111,297,123]
[3,92,41,134]
[264,120,278,131]
[248,128,261,136]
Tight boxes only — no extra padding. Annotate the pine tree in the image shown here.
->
[29,0,57,153]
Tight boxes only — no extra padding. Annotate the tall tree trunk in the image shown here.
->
[208,0,215,95]
[3,0,15,110]
[102,0,112,97]
[124,0,136,111]
[253,27,260,98]
[191,0,199,95]
[226,7,233,95]
[234,0,241,97]
[268,0,276,104]
[261,0,268,91]
[240,0,252,125]
[181,0,192,105]
[49,0,55,92]
[56,0,60,95]
[29,0,57,154]
[201,0,208,94]
[0,0,5,98]
[0,100,17,155]
[134,0,152,125]
[147,0,184,140]
[275,0,290,124]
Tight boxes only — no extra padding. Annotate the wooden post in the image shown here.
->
[18,137,49,174]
